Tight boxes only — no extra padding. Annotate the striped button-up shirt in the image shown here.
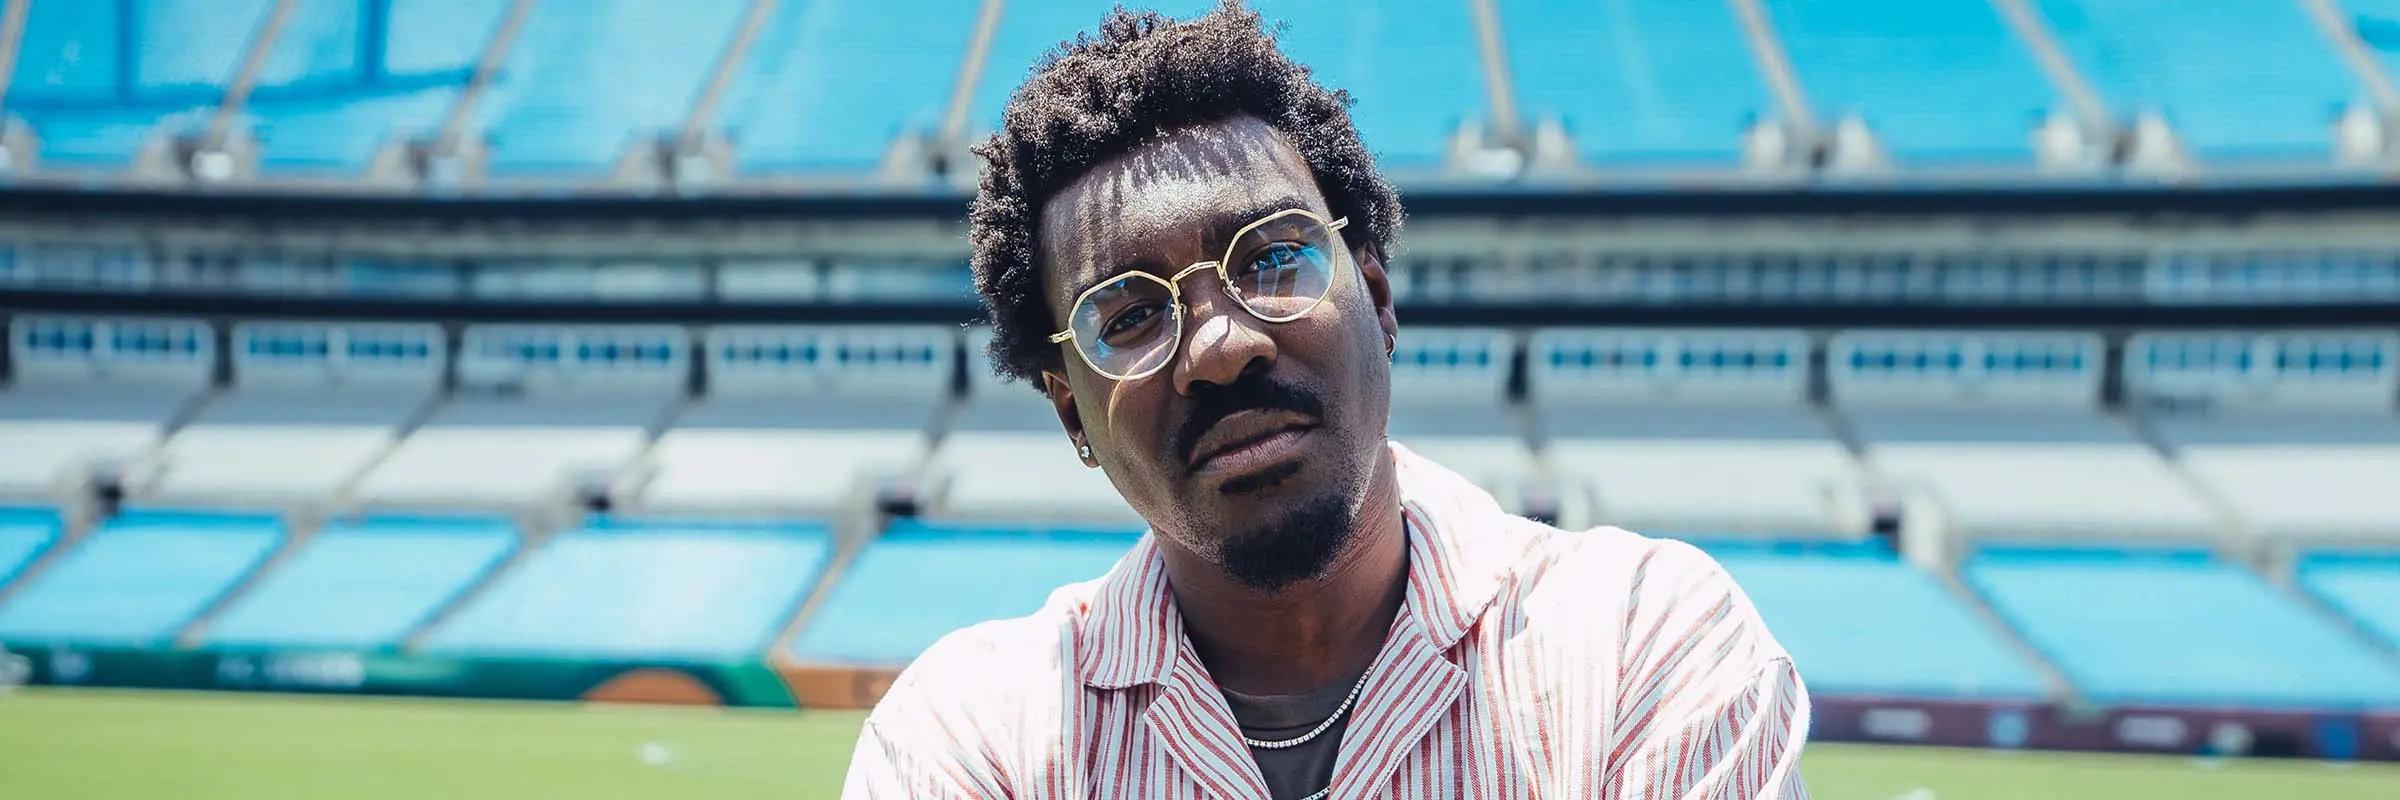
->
[843,443,1811,799]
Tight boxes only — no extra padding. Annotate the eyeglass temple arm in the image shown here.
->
[1048,330,1074,343]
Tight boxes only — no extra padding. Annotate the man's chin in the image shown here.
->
[1212,491,1356,592]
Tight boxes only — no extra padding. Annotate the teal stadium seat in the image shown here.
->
[0,511,283,647]
[1966,546,2400,709]
[2034,0,2355,161]
[2298,551,2400,652]
[420,519,830,660]
[1765,0,2053,163]
[203,516,516,650]
[1701,538,2050,700]
[0,508,62,589]
[789,521,1141,665]
[720,0,979,173]
[1503,0,1768,164]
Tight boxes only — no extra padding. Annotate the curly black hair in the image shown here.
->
[967,0,1406,387]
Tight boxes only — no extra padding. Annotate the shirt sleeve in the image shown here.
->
[838,711,1008,799]
[1604,540,1813,800]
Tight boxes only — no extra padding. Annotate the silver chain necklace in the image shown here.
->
[1240,665,1373,800]
[1241,666,1370,750]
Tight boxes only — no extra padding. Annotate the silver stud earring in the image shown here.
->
[1078,443,1093,460]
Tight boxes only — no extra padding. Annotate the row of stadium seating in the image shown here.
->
[2,504,2397,709]
[4,317,2393,543]
[7,0,2400,180]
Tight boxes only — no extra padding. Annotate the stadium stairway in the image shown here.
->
[395,513,554,653]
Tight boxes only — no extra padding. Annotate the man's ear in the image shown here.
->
[1041,370,1099,467]
[1355,243,1399,345]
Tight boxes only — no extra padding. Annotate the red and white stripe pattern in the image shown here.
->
[844,443,1811,799]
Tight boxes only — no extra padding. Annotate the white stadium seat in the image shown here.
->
[1530,328,1871,536]
[640,326,952,515]
[146,323,445,507]
[0,316,215,499]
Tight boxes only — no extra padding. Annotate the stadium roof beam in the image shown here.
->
[2299,0,2400,168]
[0,0,32,174]
[1723,0,1890,176]
[1452,0,1538,179]
[658,0,781,192]
[415,0,540,188]
[134,0,300,187]
[1990,0,2124,173]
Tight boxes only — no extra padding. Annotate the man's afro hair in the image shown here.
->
[966,0,1405,386]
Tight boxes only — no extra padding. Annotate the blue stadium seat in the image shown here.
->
[1705,539,2049,700]
[1966,546,2400,709]
[1765,0,2053,163]
[420,518,830,660]
[2035,0,2357,161]
[720,0,976,173]
[2299,551,2400,652]
[247,0,510,175]
[0,511,283,647]
[1503,0,1768,163]
[790,521,1140,664]
[475,0,751,176]
[0,508,62,589]
[203,516,517,650]
[1258,0,1486,165]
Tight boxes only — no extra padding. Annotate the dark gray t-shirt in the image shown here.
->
[1221,667,1367,800]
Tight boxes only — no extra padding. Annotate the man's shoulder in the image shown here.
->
[1488,518,1776,653]
[863,577,1101,730]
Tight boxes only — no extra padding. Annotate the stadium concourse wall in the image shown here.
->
[10,644,801,709]
[14,643,2400,762]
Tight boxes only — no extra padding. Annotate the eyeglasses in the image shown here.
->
[1048,209,1349,381]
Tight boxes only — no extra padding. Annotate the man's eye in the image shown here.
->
[1238,242,1311,276]
[1104,303,1160,337]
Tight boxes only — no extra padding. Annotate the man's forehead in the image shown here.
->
[1039,119,1321,292]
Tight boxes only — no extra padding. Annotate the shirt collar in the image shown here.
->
[1079,442,1512,690]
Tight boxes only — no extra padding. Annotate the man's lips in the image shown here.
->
[1186,409,1317,473]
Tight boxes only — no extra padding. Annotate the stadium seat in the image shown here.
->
[1502,0,1767,163]
[202,516,517,650]
[926,328,1136,524]
[0,316,214,499]
[474,0,752,176]
[719,0,977,172]
[147,323,445,507]
[2298,551,2400,652]
[790,520,1139,665]
[2033,0,2357,161]
[2129,331,2400,542]
[356,325,687,509]
[419,518,830,660]
[0,510,283,647]
[1836,331,2216,541]
[640,326,949,516]
[1763,0,2053,163]
[1256,0,1486,165]
[1966,545,2400,709]
[1706,539,2050,700]
[0,507,62,590]
[248,0,504,175]
[1530,329,1869,536]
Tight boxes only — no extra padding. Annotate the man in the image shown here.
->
[843,4,1809,798]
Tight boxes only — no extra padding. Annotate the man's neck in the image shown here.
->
[1162,458,1410,696]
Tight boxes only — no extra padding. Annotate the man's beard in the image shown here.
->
[1215,491,1357,592]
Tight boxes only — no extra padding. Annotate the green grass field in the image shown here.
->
[2,688,2394,798]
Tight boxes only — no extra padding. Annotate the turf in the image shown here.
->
[2,688,2395,798]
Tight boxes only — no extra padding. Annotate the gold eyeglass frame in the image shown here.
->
[1047,209,1350,382]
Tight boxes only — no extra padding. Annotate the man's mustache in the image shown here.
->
[1173,371,1327,468]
